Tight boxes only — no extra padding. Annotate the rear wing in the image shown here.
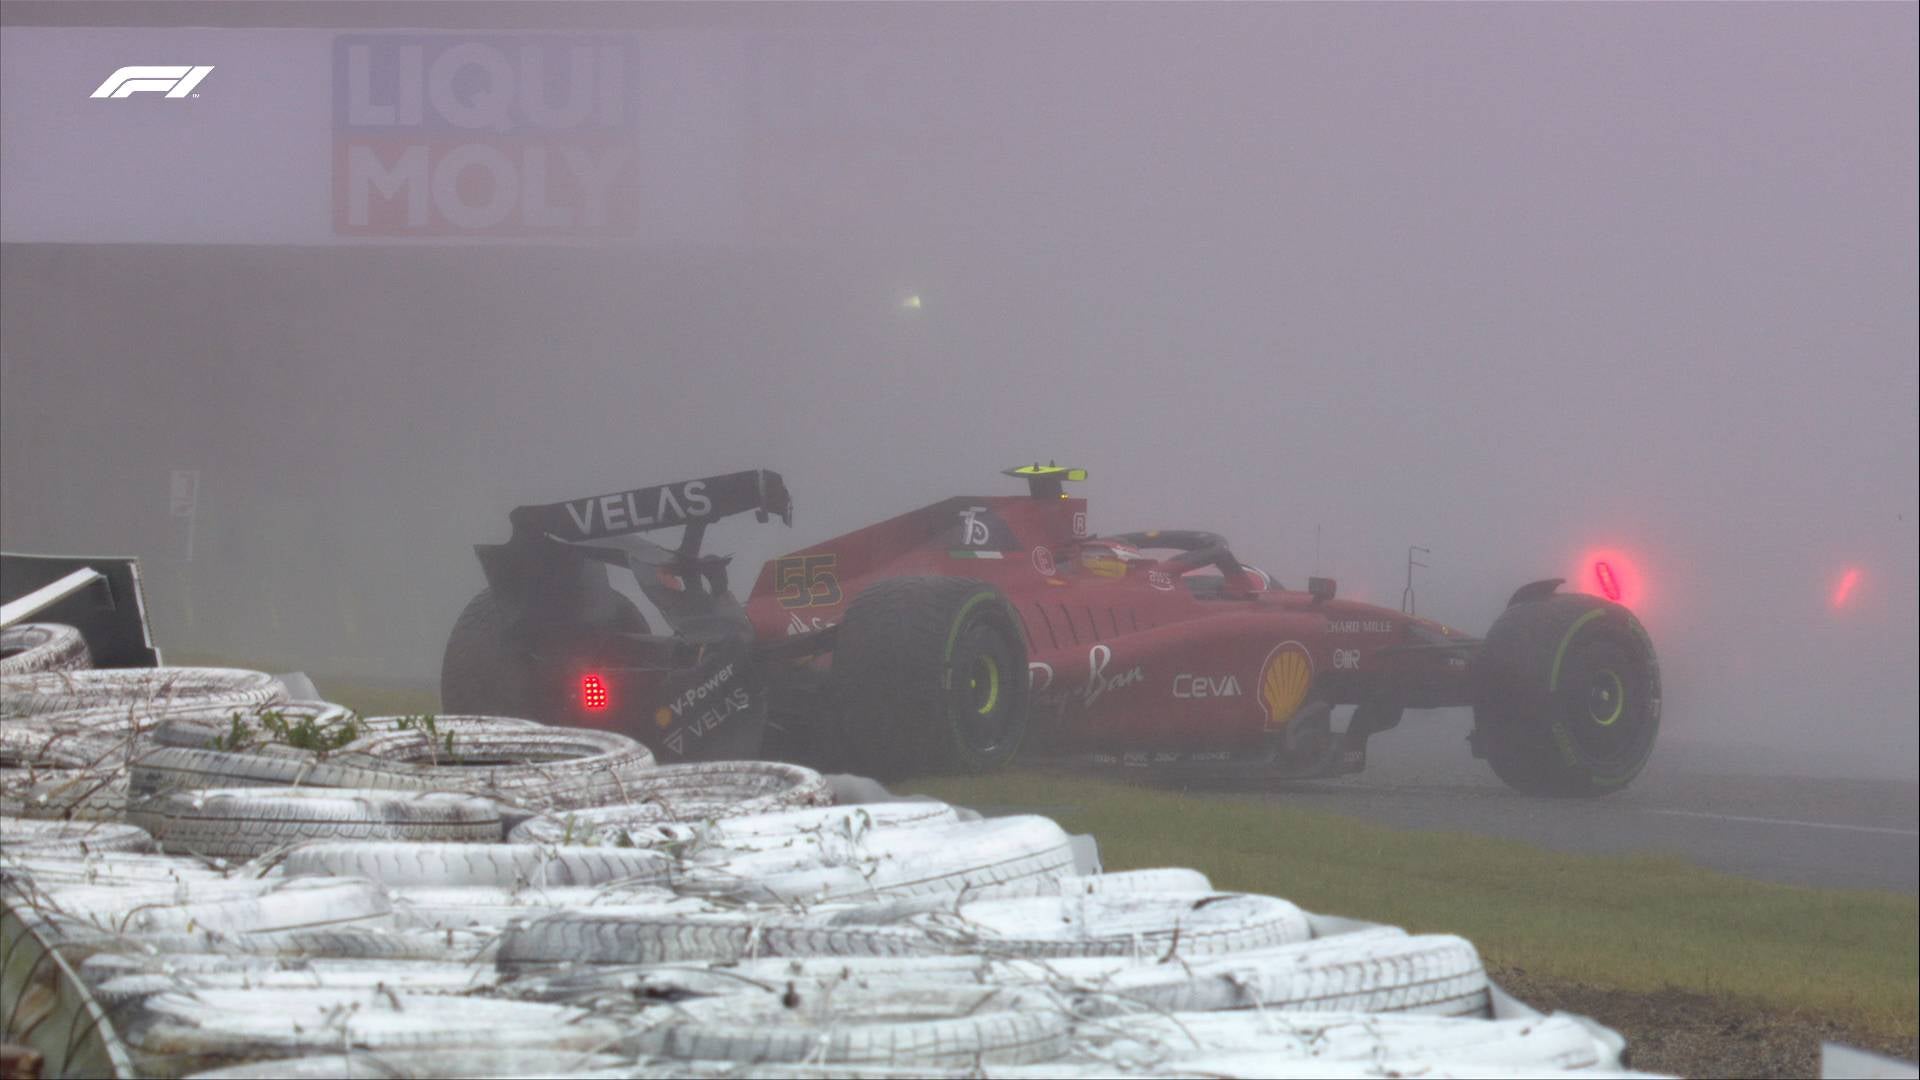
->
[477,470,792,608]
[507,469,792,545]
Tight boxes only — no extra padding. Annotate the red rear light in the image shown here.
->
[1832,568,1861,609]
[581,673,609,711]
[1594,561,1622,601]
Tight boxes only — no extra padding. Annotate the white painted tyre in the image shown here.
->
[349,713,541,742]
[0,623,91,675]
[2,764,130,820]
[130,787,501,858]
[969,867,1213,900]
[183,1049,629,1078]
[627,983,1069,1067]
[94,925,499,962]
[1087,931,1491,1017]
[151,702,359,751]
[389,888,685,932]
[282,841,670,888]
[1086,1010,1617,1072]
[2,851,235,886]
[43,877,391,939]
[493,885,1283,968]
[648,800,961,854]
[497,907,949,967]
[1,817,153,855]
[96,961,501,1007]
[348,726,658,811]
[0,667,285,723]
[889,891,1312,960]
[128,745,430,802]
[671,815,1076,903]
[508,760,835,842]
[135,988,625,1059]
[0,723,118,768]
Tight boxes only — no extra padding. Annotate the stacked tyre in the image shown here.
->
[0,631,1636,1079]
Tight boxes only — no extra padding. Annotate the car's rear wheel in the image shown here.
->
[830,576,1029,779]
[1473,593,1660,797]
[439,588,648,723]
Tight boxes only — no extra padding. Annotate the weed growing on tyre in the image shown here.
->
[391,714,461,763]
[209,713,257,753]
[240,703,360,753]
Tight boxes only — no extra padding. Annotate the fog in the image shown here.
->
[3,3,1915,780]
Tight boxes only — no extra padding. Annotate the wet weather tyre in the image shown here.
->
[438,587,648,723]
[440,589,541,722]
[831,576,1028,779]
[1473,593,1661,797]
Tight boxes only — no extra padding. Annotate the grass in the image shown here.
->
[903,768,1920,1040]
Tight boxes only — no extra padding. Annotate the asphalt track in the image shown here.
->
[1091,710,1919,894]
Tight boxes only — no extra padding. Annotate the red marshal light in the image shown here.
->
[1593,561,1622,601]
[1573,547,1646,612]
[1831,568,1861,609]
[580,673,609,711]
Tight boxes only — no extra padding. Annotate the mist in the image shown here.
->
[3,2,1914,780]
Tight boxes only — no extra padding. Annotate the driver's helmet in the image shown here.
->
[1078,539,1145,579]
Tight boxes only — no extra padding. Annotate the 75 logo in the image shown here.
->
[773,554,842,609]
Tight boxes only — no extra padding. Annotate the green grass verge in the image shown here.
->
[903,768,1919,1039]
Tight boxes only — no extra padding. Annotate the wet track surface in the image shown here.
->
[1077,712,1920,894]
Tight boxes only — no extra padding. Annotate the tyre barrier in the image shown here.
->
[0,651,1647,1079]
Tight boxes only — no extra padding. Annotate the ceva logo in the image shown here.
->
[92,66,213,99]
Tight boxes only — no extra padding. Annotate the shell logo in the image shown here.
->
[654,706,673,729]
[1257,642,1314,731]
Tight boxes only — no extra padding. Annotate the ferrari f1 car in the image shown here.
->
[442,466,1661,796]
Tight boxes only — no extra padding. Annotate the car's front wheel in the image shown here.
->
[1473,592,1661,797]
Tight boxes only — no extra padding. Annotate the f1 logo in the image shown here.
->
[92,66,214,99]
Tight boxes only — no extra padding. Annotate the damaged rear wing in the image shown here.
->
[507,469,792,545]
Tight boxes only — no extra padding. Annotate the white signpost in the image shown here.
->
[169,469,200,562]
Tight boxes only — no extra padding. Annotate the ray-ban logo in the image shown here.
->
[92,66,214,99]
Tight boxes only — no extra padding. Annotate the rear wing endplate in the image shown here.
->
[507,469,792,545]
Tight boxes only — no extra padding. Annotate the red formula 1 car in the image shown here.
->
[443,466,1662,796]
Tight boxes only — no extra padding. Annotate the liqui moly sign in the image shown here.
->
[332,35,639,238]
